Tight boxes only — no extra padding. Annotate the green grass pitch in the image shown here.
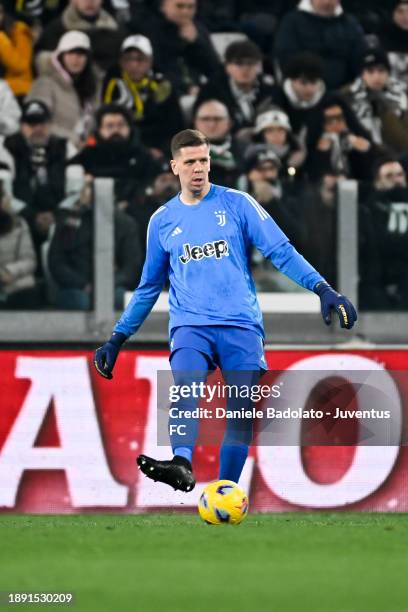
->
[0,513,408,612]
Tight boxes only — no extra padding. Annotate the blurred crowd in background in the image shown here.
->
[0,0,407,311]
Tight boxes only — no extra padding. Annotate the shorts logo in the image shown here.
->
[215,210,226,227]
[179,240,229,264]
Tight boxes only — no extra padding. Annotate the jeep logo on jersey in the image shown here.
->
[179,240,229,264]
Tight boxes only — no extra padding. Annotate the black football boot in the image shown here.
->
[137,454,196,492]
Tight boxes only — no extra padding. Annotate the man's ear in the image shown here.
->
[170,159,178,176]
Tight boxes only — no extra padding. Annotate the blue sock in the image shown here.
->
[219,444,249,483]
[173,446,193,463]
[169,347,209,465]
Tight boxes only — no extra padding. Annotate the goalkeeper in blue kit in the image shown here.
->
[94,129,357,492]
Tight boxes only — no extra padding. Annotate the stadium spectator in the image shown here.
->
[0,0,33,99]
[342,48,408,155]
[306,95,375,181]
[197,0,293,32]
[4,100,75,255]
[28,31,99,147]
[251,108,306,177]
[379,0,408,87]
[35,0,124,73]
[194,40,274,132]
[237,0,296,18]
[193,99,245,187]
[197,0,280,53]
[359,158,408,309]
[269,52,327,139]
[0,180,39,309]
[274,0,366,89]
[136,171,180,253]
[102,34,185,155]
[0,78,21,136]
[299,173,342,286]
[240,145,303,240]
[9,0,68,27]
[238,145,304,290]
[48,175,143,310]
[68,104,162,210]
[196,0,240,31]
[136,0,220,95]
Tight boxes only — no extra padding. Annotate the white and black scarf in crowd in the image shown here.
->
[347,77,408,144]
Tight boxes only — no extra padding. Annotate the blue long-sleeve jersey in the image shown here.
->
[114,184,324,339]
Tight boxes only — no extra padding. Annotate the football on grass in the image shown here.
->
[198,480,249,525]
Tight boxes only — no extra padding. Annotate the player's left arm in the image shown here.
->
[231,190,357,330]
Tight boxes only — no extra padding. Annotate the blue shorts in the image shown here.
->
[169,325,267,372]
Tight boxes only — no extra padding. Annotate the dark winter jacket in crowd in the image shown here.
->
[274,0,366,89]
[35,4,126,72]
[270,79,327,137]
[363,186,408,272]
[195,71,275,131]
[4,132,68,212]
[48,207,142,290]
[135,10,220,94]
[359,186,408,308]
[101,66,185,151]
[9,0,68,25]
[68,133,162,203]
[261,191,305,249]
[298,183,337,286]
[196,0,287,31]
[238,175,305,249]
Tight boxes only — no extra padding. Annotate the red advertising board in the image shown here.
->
[0,349,407,513]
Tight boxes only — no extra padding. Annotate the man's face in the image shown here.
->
[362,66,390,91]
[394,3,408,30]
[262,126,287,146]
[291,77,320,102]
[311,0,339,17]
[226,60,262,88]
[71,0,101,16]
[323,105,347,134]
[170,144,211,196]
[21,121,51,146]
[120,49,152,81]
[376,162,407,190]
[195,102,231,140]
[161,0,196,25]
[98,113,131,141]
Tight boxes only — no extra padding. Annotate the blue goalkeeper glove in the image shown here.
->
[94,331,127,379]
[314,281,357,330]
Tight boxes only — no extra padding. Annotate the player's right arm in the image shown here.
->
[94,206,169,379]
